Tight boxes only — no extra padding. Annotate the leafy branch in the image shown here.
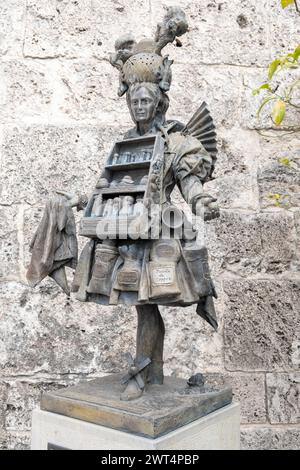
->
[253,2,300,208]
[253,2,300,126]
[253,44,300,126]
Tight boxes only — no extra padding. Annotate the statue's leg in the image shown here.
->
[120,304,165,401]
[136,304,165,385]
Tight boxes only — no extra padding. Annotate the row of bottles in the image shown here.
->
[91,194,145,217]
[110,149,152,165]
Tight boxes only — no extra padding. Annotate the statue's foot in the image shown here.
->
[120,379,144,401]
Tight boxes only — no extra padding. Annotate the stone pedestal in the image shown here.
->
[31,373,240,450]
[32,403,240,450]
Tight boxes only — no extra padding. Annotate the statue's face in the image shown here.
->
[130,87,157,124]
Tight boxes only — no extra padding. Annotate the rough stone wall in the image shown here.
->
[0,0,299,450]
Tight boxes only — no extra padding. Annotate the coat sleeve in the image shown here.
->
[173,140,214,212]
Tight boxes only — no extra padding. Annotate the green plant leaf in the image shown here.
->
[252,83,273,96]
[293,44,300,61]
[268,60,281,80]
[280,158,291,167]
[281,0,295,8]
[272,100,286,126]
[260,83,273,92]
[257,96,277,117]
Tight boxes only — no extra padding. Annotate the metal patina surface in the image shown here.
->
[41,374,232,438]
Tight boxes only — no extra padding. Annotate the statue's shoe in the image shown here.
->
[120,379,144,401]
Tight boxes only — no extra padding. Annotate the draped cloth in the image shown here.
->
[26,197,78,295]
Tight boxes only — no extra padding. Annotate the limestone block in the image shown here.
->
[266,373,300,424]
[1,125,123,206]
[290,337,300,370]
[211,128,260,179]
[204,372,266,424]
[241,68,273,130]
[223,280,300,371]
[294,210,300,272]
[4,380,78,432]
[24,0,96,59]
[205,212,262,277]
[204,127,260,210]
[241,426,300,450]
[203,240,223,280]
[161,301,224,376]
[224,373,266,424]
[169,64,241,129]
[58,60,131,125]
[0,1,26,57]
[0,437,7,450]
[208,174,258,211]
[0,382,7,436]
[0,431,30,450]
[269,0,300,59]
[0,205,19,280]
[24,0,152,59]
[0,60,53,121]
[22,205,44,272]
[151,0,271,66]
[258,131,300,167]
[0,281,136,376]
[205,210,294,277]
[258,160,300,210]
[258,212,294,274]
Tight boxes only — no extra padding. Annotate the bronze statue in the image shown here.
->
[27,7,220,402]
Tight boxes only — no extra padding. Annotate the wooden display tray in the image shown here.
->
[95,185,146,195]
[79,215,142,238]
[106,161,151,171]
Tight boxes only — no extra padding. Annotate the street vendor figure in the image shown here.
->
[27,7,220,401]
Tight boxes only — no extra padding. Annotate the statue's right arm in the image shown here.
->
[56,190,88,211]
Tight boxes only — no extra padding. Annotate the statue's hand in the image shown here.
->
[56,190,88,211]
[56,190,80,208]
[195,196,220,221]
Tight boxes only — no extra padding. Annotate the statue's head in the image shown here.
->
[127,82,169,127]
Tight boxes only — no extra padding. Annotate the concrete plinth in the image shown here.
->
[31,403,240,450]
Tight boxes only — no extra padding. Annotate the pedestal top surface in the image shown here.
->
[41,373,232,438]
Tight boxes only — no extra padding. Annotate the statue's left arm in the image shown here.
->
[173,143,220,221]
